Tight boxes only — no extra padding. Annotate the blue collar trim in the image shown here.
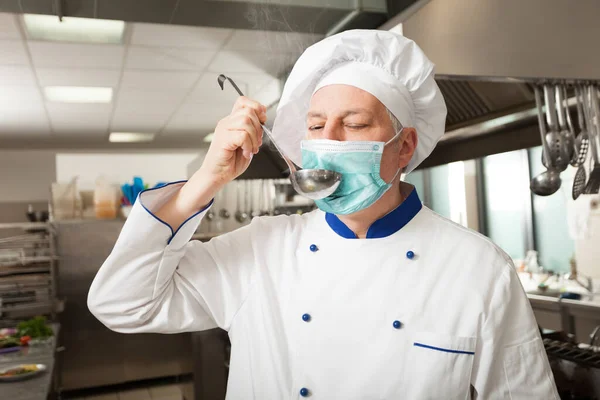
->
[325,189,422,239]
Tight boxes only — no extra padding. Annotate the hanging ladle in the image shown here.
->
[531,85,562,196]
[217,74,341,200]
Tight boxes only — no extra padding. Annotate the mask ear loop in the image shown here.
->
[384,127,406,184]
[385,126,405,146]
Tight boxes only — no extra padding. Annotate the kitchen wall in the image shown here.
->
[0,149,205,222]
[0,150,56,222]
[56,151,202,191]
[0,150,56,202]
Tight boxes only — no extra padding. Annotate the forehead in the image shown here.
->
[308,84,386,115]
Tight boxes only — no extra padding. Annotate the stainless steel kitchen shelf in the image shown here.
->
[0,301,54,314]
[0,283,50,301]
[0,266,51,276]
[0,222,51,230]
[20,255,59,263]
[0,222,60,320]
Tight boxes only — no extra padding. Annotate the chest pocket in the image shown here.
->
[404,332,477,400]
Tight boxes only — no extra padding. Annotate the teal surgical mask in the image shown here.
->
[301,130,404,215]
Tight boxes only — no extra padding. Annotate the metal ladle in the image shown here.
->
[583,85,600,194]
[556,84,575,162]
[544,84,569,171]
[531,85,562,196]
[572,86,590,200]
[217,74,342,200]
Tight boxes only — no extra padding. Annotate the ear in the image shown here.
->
[398,128,418,169]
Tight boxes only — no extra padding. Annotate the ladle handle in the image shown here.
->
[582,86,598,164]
[534,86,552,167]
[575,86,587,133]
[563,86,575,134]
[555,84,567,131]
[544,85,559,133]
[218,74,298,173]
[588,86,600,164]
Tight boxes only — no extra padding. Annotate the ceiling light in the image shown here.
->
[24,14,125,44]
[109,132,155,143]
[44,86,113,103]
[203,133,214,143]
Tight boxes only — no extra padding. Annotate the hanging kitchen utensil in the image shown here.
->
[206,208,216,222]
[217,74,342,200]
[572,86,590,200]
[250,180,260,219]
[242,180,250,222]
[219,184,231,219]
[259,180,269,216]
[583,85,600,194]
[234,180,245,223]
[544,84,569,171]
[566,87,580,166]
[556,84,575,162]
[267,179,275,216]
[531,85,562,196]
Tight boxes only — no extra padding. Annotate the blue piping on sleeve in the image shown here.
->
[137,180,214,245]
[414,342,475,355]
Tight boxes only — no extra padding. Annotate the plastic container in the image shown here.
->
[94,177,119,220]
[51,177,82,220]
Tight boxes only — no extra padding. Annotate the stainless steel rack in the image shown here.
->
[0,222,62,322]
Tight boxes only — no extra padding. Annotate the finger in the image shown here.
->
[229,130,255,160]
[229,112,260,153]
[232,96,267,120]
[244,110,263,150]
[260,107,267,125]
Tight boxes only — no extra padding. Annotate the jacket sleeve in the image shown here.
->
[471,264,559,399]
[87,182,258,334]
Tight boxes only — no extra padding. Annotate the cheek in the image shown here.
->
[379,146,400,182]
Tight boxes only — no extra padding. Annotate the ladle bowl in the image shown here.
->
[531,170,562,196]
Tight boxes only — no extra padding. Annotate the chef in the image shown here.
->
[88,30,559,399]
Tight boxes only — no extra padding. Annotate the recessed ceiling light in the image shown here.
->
[23,14,125,44]
[109,132,155,143]
[203,133,214,143]
[44,86,113,103]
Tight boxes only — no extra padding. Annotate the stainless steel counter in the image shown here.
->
[55,220,193,391]
[528,293,600,343]
[0,324,59,400]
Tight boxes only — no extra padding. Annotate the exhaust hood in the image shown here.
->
[400,0,600,168]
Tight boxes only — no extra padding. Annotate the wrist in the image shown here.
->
[181,170,222,211]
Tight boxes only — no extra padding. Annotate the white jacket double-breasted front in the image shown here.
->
[88,182,558,399]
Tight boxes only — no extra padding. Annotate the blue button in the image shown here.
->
[406,250,415,260]
[393,320,402,329]
[309,244,318,252]
[302,313,311,322]
[300,387,309,397]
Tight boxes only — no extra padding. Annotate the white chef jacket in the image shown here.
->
[88,181,559,400]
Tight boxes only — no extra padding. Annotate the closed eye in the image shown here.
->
[309,125,324,131]
[346,124,368,129]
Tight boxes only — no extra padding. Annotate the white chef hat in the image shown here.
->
[271,29,447,174]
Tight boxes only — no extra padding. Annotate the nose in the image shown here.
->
[321,121,343,141]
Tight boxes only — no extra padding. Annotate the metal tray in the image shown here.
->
[0,363,47,382]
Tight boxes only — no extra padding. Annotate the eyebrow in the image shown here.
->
[307,108,374,119]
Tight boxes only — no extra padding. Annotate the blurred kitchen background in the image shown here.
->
[1,0,600,399]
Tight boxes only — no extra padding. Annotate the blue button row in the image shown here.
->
[309,244,415,260]
[302,313,402,329]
